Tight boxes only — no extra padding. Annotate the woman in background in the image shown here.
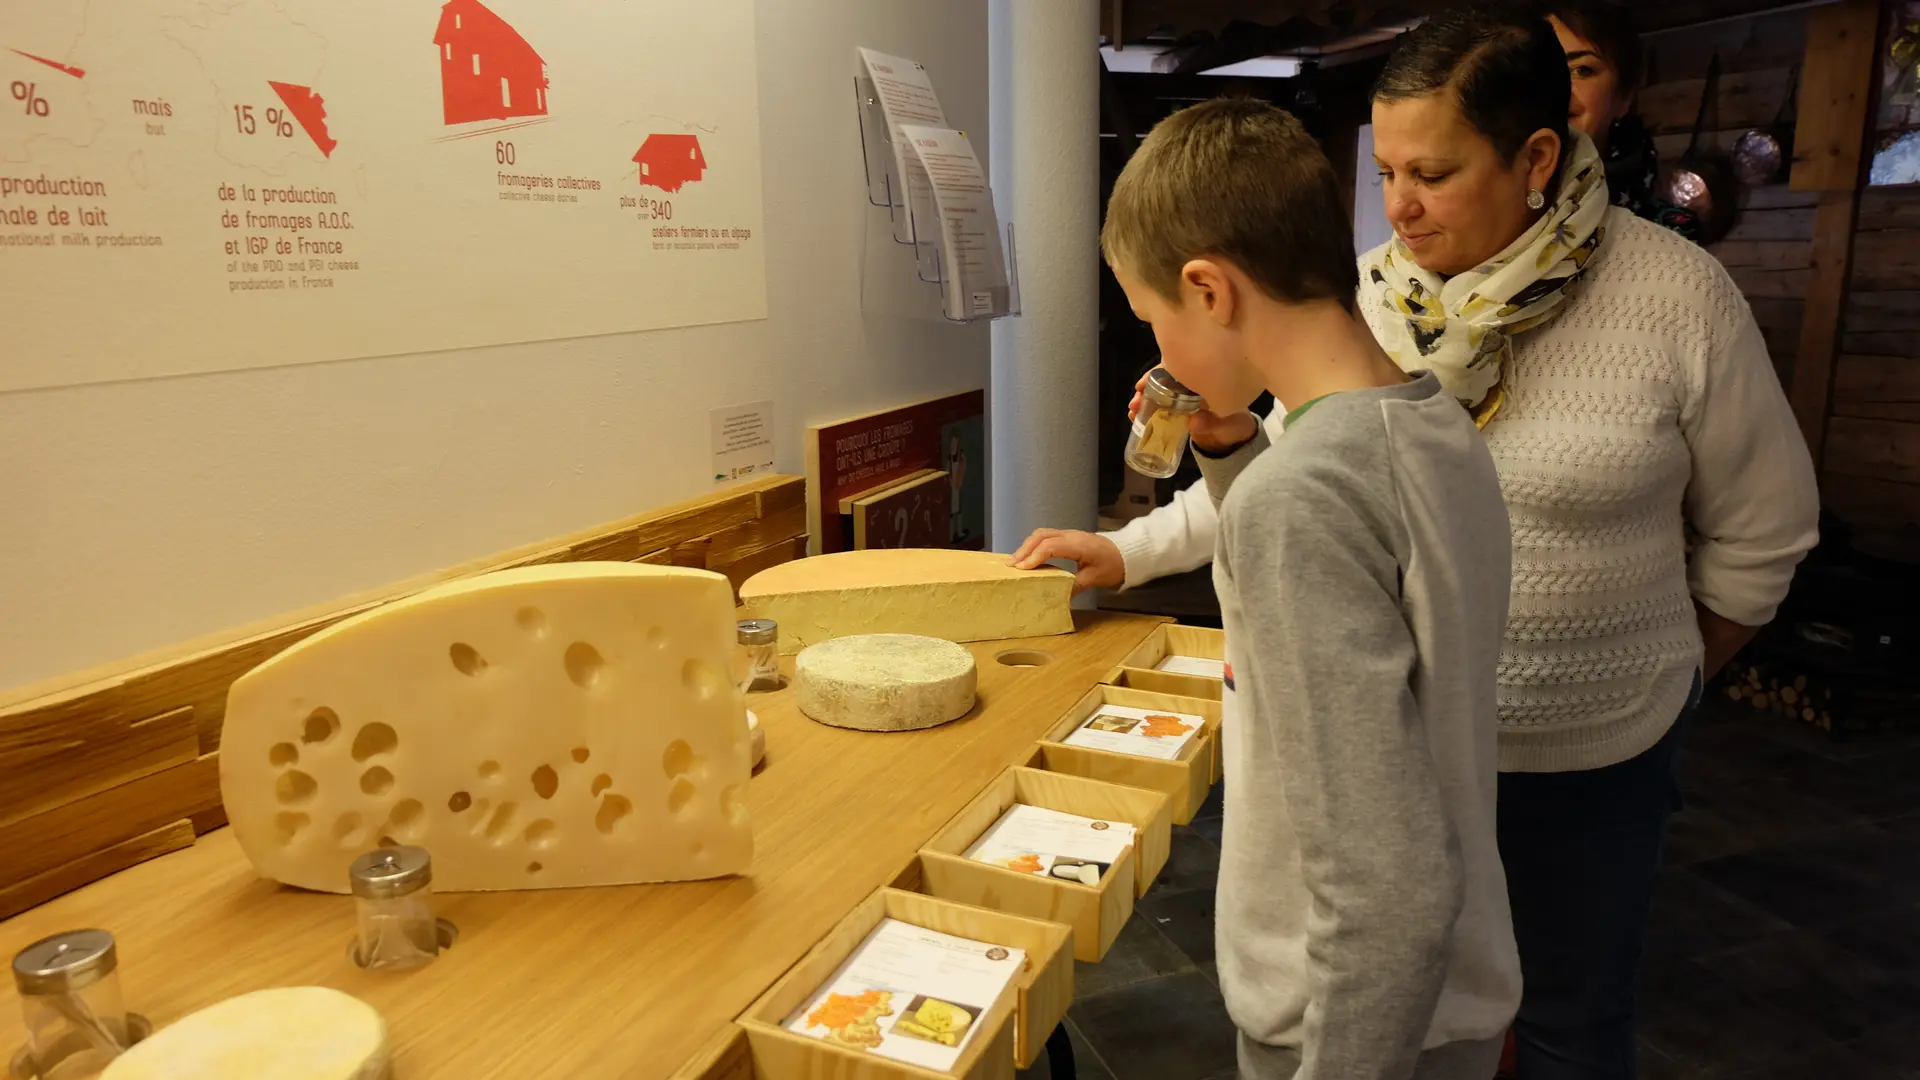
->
[1547,0,1704,241]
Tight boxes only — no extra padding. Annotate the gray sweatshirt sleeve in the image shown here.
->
[1197,426,1273,509]
[1216,462,1465,1080]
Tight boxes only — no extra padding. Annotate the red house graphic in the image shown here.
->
[433,0,548,126]
[634,134,706,193]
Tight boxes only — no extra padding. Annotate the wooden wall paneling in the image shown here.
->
[0,475,808,911]
[1638,65,1797,135]
[1789,0,1881,193]
[1825,416,1920,485]
[1833,354,1920,420]
[1849,229,1920,291]
[1709,240,1814,271]
[0,822,197,923]
[1785,0,1883,463]
[1820,471,1920,530]
[1642,7,1810,79]
[1855,188,1920,230]
[1718,206,1818,242]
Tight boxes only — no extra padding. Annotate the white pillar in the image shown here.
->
[987,0,1100,554]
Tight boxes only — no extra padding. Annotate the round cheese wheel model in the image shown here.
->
[795,634,978,732]
[102,986,388,1080]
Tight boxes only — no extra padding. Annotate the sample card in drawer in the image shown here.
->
[784,918,1025,1070]
[1063,704,1204,761]
[1155,654,1226,680]
[963,804,1135,886]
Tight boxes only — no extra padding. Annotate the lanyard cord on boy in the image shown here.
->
[1362,129,1610,428]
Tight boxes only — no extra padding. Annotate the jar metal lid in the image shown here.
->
[1142,368,1205,413]
[737,618,778,646]
[349,846,433,900]
[12,929,117,995]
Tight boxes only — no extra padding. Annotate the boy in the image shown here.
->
[1101,98,1519,1080]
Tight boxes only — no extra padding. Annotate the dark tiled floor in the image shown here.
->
[1020,701,1920,1080]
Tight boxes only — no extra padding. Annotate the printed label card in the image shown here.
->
[963,803,1135,886]
[1063,704,1204,761]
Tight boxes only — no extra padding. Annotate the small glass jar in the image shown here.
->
[12,928,131,1075]
[348,846,438,972]
[1124,368,1205,479]
[735,618,781,694]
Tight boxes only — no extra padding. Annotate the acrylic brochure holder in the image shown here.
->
[856,76,1020,324]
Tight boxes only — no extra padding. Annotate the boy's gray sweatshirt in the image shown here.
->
[1198,373,1521,1080]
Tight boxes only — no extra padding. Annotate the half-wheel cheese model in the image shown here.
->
[220,563,753,893]
[101,987,388,1080]
[739,548,1075,655]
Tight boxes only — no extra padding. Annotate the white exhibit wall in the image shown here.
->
[0,0,992,694]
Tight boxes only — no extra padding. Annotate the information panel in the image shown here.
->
[0,0,766,390]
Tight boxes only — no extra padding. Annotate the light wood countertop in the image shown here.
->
[0,611,1166,1079]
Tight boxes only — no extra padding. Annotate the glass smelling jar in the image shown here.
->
[348,846,439,972]
[12,928,131,1076]
[735,618,781,694]
[1123,368,1205,479]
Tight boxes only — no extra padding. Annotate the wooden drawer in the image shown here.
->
[739,888,1071,1080]
[1030,685,1220,825]
[914,767,1171,961]
[1103,623,1226,703]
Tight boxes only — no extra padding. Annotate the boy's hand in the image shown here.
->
[1128,374,1260,454]
[1009,529,1125,594]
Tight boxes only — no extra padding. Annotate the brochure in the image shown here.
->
[963,803,1136,886]
[1062,703,1204,761]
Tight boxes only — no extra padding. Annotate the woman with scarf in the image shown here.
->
[1365,9,1814,1077]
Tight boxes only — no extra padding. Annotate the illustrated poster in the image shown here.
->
[0,0,767,391]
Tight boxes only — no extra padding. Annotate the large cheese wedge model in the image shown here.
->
[101,987,388,1080]
[739,548,1074,654]
[796,634,978,731]
[221,563,753,893]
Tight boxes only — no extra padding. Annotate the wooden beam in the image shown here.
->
[1785,0,1884,465]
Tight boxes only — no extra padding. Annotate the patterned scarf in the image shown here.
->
[1362,130,1611,427]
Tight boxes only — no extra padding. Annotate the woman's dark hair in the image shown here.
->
[1546,0,1642,93]
[1372,4,1571,168]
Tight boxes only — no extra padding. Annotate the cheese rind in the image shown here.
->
[740,549,1073,654]
[101,987,388,1080]
[221,562,753,893]
[796,634,978,731]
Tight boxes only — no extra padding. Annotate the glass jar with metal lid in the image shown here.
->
[348,846,439,972]
[12,928,132,1075]
[1124,368,1206,479]
[735,618,781,694]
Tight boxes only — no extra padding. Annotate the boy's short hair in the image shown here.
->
[1101,97,1357,312]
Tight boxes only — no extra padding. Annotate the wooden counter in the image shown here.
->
[0,611,1165,1079]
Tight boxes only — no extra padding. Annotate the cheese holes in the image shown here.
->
[448,791,472,813]
[571,747,590,763]
[302,707,340,745]
[273,812,310,844]
[564,642,605,689]
[378,834,399,848]
[360,767,395,796]
[720,784,747,826]
[268,742,299,767]
[590,774,613,797]
[531,764,559,800]
[667,778,697,816]
[276,770,318,805]
[645,625,668,650]
[682,658,726,702]
[595,794,632,834]
[467,798,492,832]
[516,606,548,636]
[351,722,398,762]
[662,739,696,778]
[450,642,488,676]
[524,819,557,849]
[483,801,518,843]
[478,760,501,781]
[388,799,424,837]
[527,861,544,875]
[332,813,365,845]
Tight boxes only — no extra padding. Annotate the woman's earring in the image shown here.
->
[1526,188,1547,210]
